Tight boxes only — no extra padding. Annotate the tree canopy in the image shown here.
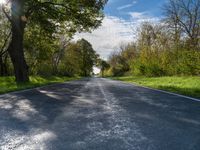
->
[2,0,107,82]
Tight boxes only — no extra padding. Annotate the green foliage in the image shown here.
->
[0,11,11,76]
[107,43,137,76]
[130,49,200,77]
[24,24,56,75]
[97,59,110,77]
[77,39,98,76]
[57,39,98,77]
[58,43,82,76]
[7,5,102,78]
[107,22,200,77]
[0,76,80,94]
[111,76,200,98]
[25,0,108,35]
[0,0,107,82]
[177,50,200,75]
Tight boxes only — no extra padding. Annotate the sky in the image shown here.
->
[74,0,166,60]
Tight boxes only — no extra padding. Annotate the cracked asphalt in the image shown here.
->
[0,78,200,150]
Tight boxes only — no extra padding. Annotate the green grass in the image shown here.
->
[111,76,200,99]
[0,76,80,94]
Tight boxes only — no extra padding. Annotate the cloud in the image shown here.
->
[73,12,159,60]
[74,16,133,59]
[117,4,133,10]
[129,12,159,22]
[117,1,137,10]
[129,12,144,19]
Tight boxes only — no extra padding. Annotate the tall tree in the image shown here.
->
[0,10,10,76]
[3,0,107,82]
[77,39,97,76]
[164,0,200,50]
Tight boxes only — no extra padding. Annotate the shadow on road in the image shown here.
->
[0,79,88,149]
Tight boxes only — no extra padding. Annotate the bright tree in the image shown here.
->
[2,0,107,82]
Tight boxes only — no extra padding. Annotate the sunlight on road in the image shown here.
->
[1,130,56,150]
[0,97,39,121]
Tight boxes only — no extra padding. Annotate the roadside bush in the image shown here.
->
[177,50,200,75]
[107,21,200,78]
[37,63,53,76]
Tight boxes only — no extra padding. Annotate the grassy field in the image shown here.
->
[0,76,80,94]
[111,76,200,99]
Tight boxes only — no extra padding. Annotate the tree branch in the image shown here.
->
[0,31,11,56]
[2,6,12,23]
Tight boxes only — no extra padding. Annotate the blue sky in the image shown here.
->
[75,0,166,59]
[105,0,165,20]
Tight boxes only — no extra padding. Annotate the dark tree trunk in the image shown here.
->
[0,56,4,76]
[0,54,8,76]
[3,54,8,76]
[101,69,104,77]
[8,0,29,83]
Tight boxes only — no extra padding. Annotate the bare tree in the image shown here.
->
[163,0,200,49]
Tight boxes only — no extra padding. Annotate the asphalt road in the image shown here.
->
[0,78,200,150]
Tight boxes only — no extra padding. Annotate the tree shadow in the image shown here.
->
[0,79,87,148]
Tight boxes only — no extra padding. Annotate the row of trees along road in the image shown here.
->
[105,0,200,77]
[57,39,99,77]
[0,0,107,83]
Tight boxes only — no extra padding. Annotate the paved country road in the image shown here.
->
[0,78,200,150]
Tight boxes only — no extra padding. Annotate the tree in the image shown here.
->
[59,42,83,76]
[3,0,107,82]
[0,10,10,76]
[77,39,97,76]
[99,60,110,77]
[107,43,137,76]
[164,0,200,50]
[56,39,98,77]
[24,24,57,75]
[52,36,71,75]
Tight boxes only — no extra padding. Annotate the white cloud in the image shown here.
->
[129,12,159,23]
[117,1,137,10]
[129,12,145,19]
[73,12,159,59]
[74,16,133,59]
[117,4,134,10]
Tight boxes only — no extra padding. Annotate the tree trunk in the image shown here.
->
[101,69,104,77]
[0,54,8,76]
[8,0,29,83]
[0,56,4,76]
[8,27,29,83]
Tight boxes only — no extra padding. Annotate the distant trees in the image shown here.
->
[2,0,107,82]
[106,43,137,76]
[58,39,98,77]
[99,60,110,77]
[54,39,98,77]
[105,0,200,77]
[77,39,98,76]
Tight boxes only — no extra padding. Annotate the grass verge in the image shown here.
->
[111,76,200,99]
[0,76,80,94]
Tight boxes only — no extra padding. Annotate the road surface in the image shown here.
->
[0,78,200,150]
